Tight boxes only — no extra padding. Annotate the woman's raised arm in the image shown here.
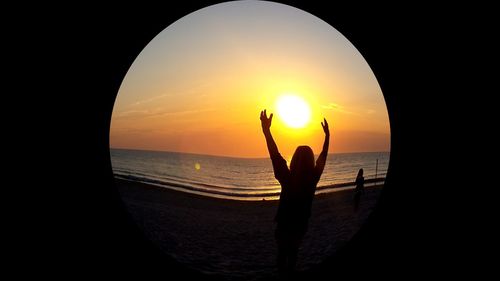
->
[260,109,280,158]
[315,118,330,179]
[260,109,289,182]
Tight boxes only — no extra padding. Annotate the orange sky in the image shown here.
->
[110,1,390,159]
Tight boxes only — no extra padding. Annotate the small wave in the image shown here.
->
[114,173,280,198]
[114,173,385,201]
[115,171,276,192]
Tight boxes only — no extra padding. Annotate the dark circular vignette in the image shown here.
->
[102,1,402,280]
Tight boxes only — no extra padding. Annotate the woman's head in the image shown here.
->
[290,146,315,178]
[357,168,364,177]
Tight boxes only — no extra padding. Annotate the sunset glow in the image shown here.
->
[110,1,390,158]
[275,95,311,129]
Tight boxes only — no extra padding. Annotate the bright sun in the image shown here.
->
[276,95,311,128]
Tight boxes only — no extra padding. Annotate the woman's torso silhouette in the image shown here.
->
[271,148,322,225]
[355,168,364,193]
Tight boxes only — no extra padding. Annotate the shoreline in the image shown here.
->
[114,176,385,201]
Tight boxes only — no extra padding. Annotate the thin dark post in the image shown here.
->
[375,158,378,186]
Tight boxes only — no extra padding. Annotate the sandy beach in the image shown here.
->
[116,178,383,280]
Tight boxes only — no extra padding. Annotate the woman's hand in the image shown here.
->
[260,109,273,130]
[321,118,330,136]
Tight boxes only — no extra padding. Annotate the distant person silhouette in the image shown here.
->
[353,168,365,212]
[260,109,330,275]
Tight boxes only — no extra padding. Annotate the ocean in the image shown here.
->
[111,149,389,201]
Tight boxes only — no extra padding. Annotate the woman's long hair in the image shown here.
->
[357,168,364,179]
[290,146,315,182]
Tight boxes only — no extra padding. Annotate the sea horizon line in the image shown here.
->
[110,147,390,159]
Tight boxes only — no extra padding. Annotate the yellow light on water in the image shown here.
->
[195,163,201,170]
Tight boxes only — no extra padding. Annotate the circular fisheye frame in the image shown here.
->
[110,1,390,279]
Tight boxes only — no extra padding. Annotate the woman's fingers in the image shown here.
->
[260,109,273,120]
[322,118,329,128]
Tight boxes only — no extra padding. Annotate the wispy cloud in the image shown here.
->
[156,108,217,117]
[115,109,151,118]
[111,127,155,134]
[131,93,172,106]
[115,107,217,119]
[322,103,357,115]
[322,103,340,110]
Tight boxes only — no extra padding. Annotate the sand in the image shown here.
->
[116,178,382,280]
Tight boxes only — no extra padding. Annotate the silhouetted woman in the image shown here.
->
[353,168,365,212]
[260,109,330,274]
